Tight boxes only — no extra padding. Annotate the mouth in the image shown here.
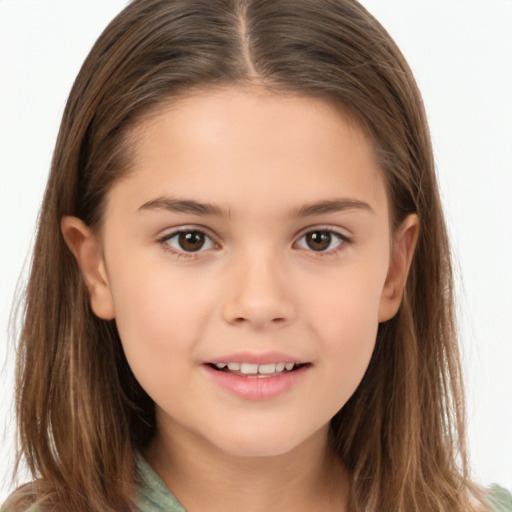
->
[203,357,311,400]
[206,361,309,378]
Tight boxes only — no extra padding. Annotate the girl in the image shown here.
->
[2,0,511,511]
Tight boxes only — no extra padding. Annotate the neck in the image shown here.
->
[145,422,349,512]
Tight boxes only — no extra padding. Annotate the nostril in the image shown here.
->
[229,316,287,327]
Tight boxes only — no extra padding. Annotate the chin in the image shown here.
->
[222,441,298,458]
[206,424,327,460]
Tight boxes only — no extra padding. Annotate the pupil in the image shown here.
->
[179,231,205,252]
[306,231,331,251]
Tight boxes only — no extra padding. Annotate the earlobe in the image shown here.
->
[61,216,115,320]
[378,214,419,322]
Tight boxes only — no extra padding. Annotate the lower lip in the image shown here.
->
[203,365,310,401]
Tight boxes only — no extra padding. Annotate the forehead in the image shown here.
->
[108,86,387,218]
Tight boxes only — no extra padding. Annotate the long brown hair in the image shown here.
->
[7,0,482,510]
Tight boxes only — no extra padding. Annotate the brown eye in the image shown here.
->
[178,231,206,252]
[296,229,346,253]
[305,231,332,251]
[162,230,215,253]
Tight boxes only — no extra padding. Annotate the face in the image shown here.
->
[64,87,417,459]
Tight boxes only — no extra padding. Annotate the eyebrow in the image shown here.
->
[138,197,374,218]
[295,198,375,217]
[138,197,229,217]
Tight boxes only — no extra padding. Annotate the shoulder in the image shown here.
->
[0,482,53,512]
[486,485,512,512]
[0,504,40,512]
[136,455,186,512]
[1,482,49,512]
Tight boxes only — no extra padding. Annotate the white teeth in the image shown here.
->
[240,363,259,374]
[214,361,299,375]
[258,363,276,374]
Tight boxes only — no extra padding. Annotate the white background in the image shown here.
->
[1,0,511,503]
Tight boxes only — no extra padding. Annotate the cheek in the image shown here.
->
[321,291,379,386]
[303,256,386,339]
[298,260,386,398]
[315,305,378,418]
[106,255,214,377]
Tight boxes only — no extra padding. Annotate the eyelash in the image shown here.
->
[157,228,217,259]
[157,227,351,259]
[294,228,351,256]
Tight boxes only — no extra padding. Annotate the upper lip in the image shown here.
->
[205,351,307,365]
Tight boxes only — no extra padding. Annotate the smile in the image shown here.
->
[210,362,301,378]
[204,361,310,400]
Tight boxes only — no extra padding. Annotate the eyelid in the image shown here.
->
[293,226,352,253]
[157,225,220,256]
[155,224,352,258]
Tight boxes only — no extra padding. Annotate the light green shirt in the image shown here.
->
[486,484,512,512]
[3,456,511,511]
[136,456,186,512]
[136,456,512,512]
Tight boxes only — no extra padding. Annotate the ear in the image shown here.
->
[61,216,115,320]
[378,214,419,322]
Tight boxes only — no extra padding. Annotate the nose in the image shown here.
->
[221,251,296,330]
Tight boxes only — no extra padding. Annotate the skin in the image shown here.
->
[62,87,418,511]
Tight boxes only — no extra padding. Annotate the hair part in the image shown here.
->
[9,1,483,510]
